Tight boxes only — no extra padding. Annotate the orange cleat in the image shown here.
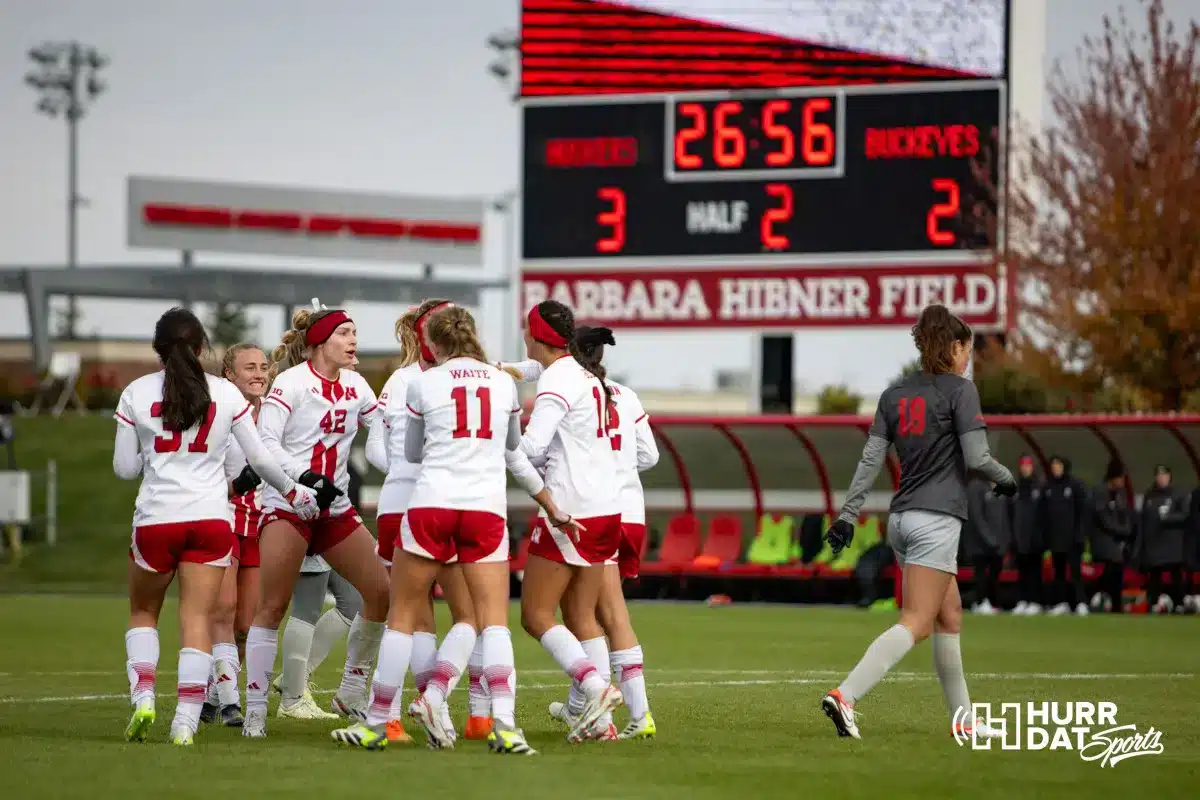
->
[463,715,494,740]
[386,719,413,743]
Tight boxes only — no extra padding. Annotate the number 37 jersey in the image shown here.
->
[115,372,253,528]
[870,372,985,520]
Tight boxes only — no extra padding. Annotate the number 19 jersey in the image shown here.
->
[405,358,520,517]
[115,372,252,528]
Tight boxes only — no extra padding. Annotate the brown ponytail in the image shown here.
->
[912,304,972,374]
[153,307,212,432]
[394,297,452,367]
[570,324,617,404]
[424,306,488,363]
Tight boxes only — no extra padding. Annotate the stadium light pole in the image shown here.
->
[25,41,108,340]
[486,30,521,358]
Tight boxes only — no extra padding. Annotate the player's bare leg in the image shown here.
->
[597,565,655,739]
[437,565,480,741]
[202,559,243,727]
[320,527,390,722]
[234,563,259,661]
[168,561,226,745]
[243,520,308,738]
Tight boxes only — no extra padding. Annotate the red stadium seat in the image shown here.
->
[657,514,701,565]
[699,515,742,563]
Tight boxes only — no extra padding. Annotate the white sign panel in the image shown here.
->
[127,176,485,267]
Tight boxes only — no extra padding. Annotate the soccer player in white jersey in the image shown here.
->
[502,333,659,740]
[364,298,487,744]
[333,305,567,754]
[199,343,270,728]
[516,300,625,743]
[241,306,392,738]
[114,309,321,746]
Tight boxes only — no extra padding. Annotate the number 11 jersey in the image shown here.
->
[870,371,985,520]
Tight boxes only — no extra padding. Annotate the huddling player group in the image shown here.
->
[114,297,658,754]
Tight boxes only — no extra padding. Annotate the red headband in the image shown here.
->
[306,310,352,347]
[415,302,453,363]
[528,305,568,348]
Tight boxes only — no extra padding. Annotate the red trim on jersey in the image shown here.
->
[536,391,570,408]
[263,395,292,413]
[635,413,647,423]
[114,411,134,426]
[406,404,423,416]
[359,402,378,418]
[232,403,253,422]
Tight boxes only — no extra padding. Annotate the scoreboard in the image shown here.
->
[522,82,1003,261]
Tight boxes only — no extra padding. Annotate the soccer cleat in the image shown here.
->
[242,708,267,738]
[169,724,194,746]
[567,685,622,744]
[440,702,457,743]
[385,719,413,743]
[953,718,1004,740]
[547,701,579,730]
[618,712,657,740]
[124,700,155,743]
[589,722,618,741]
[1048,602,1071,616]
[279,693,338,720]
[331,692,367,722]
[1012,600,1029,615]
[821,689,861,740]
[199,701,218,724]
[219,703,244,727]
[488,722,537,755]
[407,695,454,749]
[331,722,388,750]
[463,715,494,740]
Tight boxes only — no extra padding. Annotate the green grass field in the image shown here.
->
[0,596,1195,799]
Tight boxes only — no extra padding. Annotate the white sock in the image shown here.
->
[366,628,413,727]
[307,608,351,678]
[213,642,240,708]
[245,626,278,715]
[581,636,612,727]
[611,645,649,720]
[539,625,604,694]
[279,618,315,702]
[172,647,213,734]
[337,614,384,700]
[423,623,476,709]
[932,632,972,722]
[125,626,159,706]
[838,623,915,705]
[467,639,491,717]
[481,625,516,727]
[393,631,438,719]
[567,680,585,716]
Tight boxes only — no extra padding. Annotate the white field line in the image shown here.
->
[0,670,1192,705]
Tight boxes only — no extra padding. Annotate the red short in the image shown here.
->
[527,514,622,567]
[401,507,508,565]
[617,522,647,579]
[236,536,260,568]
[259,509,362,557]
[376,513,403,566]
[130,519,236,574]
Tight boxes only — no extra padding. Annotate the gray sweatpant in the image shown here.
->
[290,569,362,625]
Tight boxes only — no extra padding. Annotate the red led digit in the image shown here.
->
[760,183,793,250]
[763,99,794,167]
[675,103,706,169]
[927,178,960,246]
[802,98,835,165]
[712,101,746,168]
[596,187,626,253]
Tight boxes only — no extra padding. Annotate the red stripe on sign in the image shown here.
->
[141,204,480,245]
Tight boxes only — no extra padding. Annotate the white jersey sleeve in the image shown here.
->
[375,364,422,515]
[520,357,621,519]
[608,382,656,524]
[405,358,519,517]
[499,359,544,383]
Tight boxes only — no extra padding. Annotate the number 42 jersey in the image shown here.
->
[115,372,254,528]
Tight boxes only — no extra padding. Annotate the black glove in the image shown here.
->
[298,469,344,511]
[230,465,261,496]
[824,518,855,557]
[992,480,1017,498]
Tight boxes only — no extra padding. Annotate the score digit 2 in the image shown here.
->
[926,178,960,246]
[596,186,626,253]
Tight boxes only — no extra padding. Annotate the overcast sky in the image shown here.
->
[1,0,1196,394]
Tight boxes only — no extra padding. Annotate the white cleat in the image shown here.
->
[821,690,861,740]
[407,695,455,749]
[331,692,367,722]
[568,685,622,744]
[439,701,457,743]
[1012,601,1029,615]
[955,718,1005,740]
[242,708,267,738]
[1048,602,1071,616]
[1025,602,1043,615]
[548,701,580,730]
[1074,602,1089,616]
[279,693,339,720]
[974,599,999,615]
